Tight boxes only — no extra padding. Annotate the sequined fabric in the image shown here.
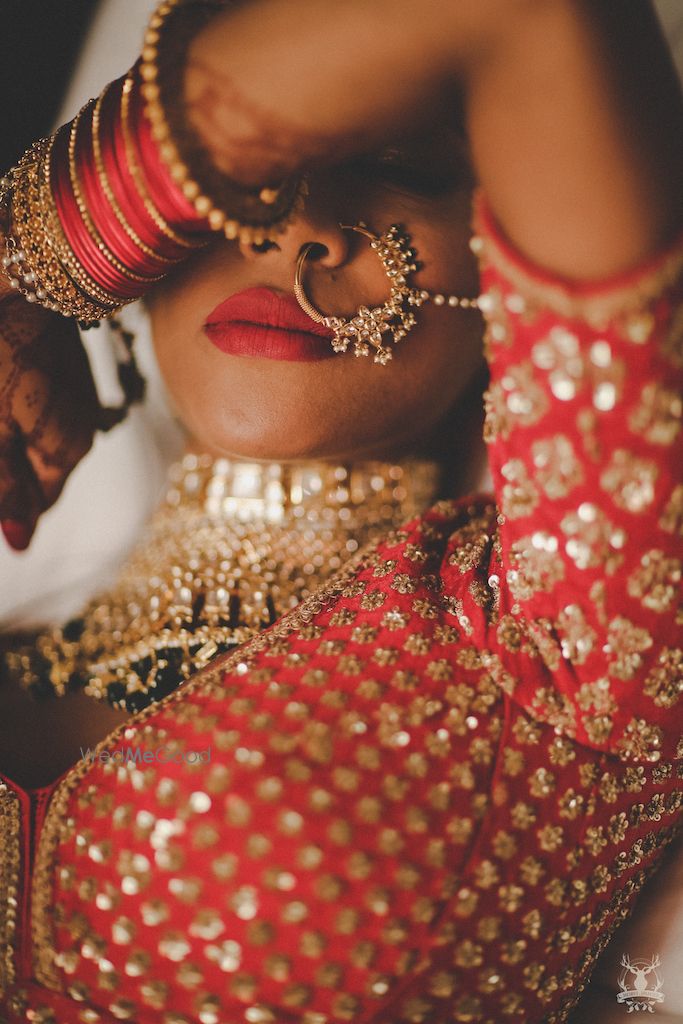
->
[0,196,681,1024]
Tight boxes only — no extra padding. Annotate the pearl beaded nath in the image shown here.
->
[294,222,482,364]
[427,290,480,310]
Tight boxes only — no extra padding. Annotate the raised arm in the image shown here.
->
[186,0,683,271]
[465,0,683,274]
[185,0,683,761]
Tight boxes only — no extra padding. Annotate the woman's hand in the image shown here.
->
[0,229,102,550]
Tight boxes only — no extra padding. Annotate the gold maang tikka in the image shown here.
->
[294,222,481,365]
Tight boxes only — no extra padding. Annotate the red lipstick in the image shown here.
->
[204,287,336,362]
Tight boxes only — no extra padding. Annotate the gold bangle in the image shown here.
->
[91,82,180,267]
[39,133,124,314]
[5,139,117,322]
[0,165,63,312]
[68,103,163,285]
[140,0,306,244]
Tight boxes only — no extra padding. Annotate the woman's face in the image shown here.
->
[147,131,485,463]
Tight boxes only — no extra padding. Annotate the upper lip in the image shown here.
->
[204,287,334,339]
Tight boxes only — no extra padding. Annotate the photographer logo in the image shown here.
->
[616,954,664,1013]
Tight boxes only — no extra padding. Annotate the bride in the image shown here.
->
[0,1,681,1021]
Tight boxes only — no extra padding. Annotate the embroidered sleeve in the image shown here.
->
[473,193,683,763]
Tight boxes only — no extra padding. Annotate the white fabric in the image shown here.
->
[0,0,680,628]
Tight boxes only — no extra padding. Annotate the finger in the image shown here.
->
[0,430,46,550]
[7,306,99,504]
[22,367,96,507]
[1,520,32,551]
[26,427,93,509]
[9,304,99,437]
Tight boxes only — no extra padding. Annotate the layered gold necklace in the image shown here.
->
[6,453,440,712]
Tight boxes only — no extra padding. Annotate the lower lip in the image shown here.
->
[204,322,337,362]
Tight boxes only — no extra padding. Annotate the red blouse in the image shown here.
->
[1,198,681,1024]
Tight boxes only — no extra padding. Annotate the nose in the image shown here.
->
[238,179,353,269]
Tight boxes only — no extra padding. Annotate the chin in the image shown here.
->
[222,433,400,464]
[188,409,377,464]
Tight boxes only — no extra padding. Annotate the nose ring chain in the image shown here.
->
[294,222,481,365]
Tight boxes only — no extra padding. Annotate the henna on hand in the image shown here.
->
[0,292,102,550]
[183,59,381,187]
[181,0,463,190]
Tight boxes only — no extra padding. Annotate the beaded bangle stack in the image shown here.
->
[0,68,213,323]
[0,140,118,324]
[0,0,304,323]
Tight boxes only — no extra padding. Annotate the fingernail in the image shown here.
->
[1,519,33,551]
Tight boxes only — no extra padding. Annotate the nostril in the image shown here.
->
[250,239,279,255]
[303,243,329,263]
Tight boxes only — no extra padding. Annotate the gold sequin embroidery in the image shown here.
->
[0,783,21,997]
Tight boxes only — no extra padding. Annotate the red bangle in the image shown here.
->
[100,78,187,262]
[51,123,126,297]
[40,36,303,310]
[50,69,210,304]
[8,0,306,322]
[78,102,159,281]
[129,64,207,234]
[117,71,207,253]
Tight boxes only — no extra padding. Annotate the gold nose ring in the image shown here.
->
[294,243,327,324]
[293,222,480,365]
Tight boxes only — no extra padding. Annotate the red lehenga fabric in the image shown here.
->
[1,197,681,1024]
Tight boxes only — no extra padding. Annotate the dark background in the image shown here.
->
[1,1,99,171]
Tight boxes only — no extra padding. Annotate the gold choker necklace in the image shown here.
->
[6,454,440,712]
